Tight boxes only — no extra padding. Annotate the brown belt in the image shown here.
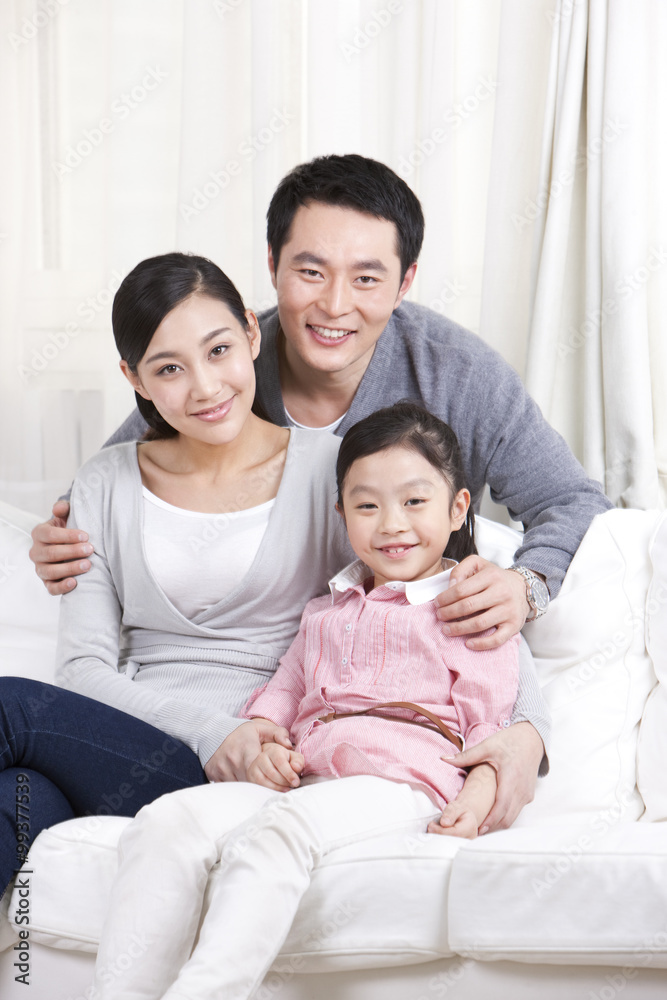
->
[317,701,464,752]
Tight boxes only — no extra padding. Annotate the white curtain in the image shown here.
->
[1,0,665,515]
[0,0,501,514]
[481,0,667,509]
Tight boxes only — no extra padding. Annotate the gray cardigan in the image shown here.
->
[56,430,353,764]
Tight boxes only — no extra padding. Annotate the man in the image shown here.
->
[30,154,612,829]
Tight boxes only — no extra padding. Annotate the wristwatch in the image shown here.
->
[508,566,550,621]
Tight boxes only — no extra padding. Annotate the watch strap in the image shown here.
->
[508,565,549,621]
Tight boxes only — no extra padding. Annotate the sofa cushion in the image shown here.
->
[473,516,522,568]
[515,509,663,827]
[636,513,667,820]
[0,501,60,683]
[22,813,667,970]
[448,823,667,967]
[449,509,661,827]
[15,814,462,968]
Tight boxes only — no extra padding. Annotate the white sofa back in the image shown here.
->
[469,508,665,828]
[521,509,665,827]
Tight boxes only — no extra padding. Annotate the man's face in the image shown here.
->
[269,201,416,378]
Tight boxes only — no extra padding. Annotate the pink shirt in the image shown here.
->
[245,560,520,808]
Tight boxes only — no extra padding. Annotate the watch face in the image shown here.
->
[530,578,550,611]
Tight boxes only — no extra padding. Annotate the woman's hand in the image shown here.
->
[444,722,544,833]
[29,500,94,595]
[204,719,293,783]
[247,743,305,792]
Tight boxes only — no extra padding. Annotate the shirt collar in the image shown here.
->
[329,558,457,606]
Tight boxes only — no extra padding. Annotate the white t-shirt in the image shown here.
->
[142,487,274,619]
[283,406,347,433]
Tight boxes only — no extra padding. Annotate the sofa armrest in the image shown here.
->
[0,501,60,683]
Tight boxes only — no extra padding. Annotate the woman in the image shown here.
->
[0,251,350,898]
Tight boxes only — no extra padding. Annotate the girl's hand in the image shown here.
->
[446,722,542,833]
[205,719,293,783]
[428,802,479,839]
[247,743,305,792]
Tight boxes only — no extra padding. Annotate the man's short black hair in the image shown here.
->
[267,154,425,279]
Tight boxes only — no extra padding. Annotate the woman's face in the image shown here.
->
[121,293,260,446]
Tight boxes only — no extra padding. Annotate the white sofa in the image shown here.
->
[1,499,667,1000]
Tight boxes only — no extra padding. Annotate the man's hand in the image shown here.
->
[29,500,93,596]
[204,719,293,784]
[247,742,305,792]
[435,556,528,649]
[444,722,543,833]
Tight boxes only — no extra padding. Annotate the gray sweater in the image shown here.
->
[109,302,612,598]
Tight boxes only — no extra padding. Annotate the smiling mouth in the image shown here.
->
[191,398,234,419]
[378,544,417,557]
[308,324,355,341]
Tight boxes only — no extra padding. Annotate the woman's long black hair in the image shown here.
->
[112,252,248,438]
[336,401,476,562]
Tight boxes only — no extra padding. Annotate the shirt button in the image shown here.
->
[342,657,348,665]
[502,720,510,727]
[345,624,352,632]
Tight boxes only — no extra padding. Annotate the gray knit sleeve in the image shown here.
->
[510,636,550,776]
[467,358,612,599]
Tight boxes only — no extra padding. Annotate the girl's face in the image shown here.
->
[338,445,470,588]
[121,293,260,446]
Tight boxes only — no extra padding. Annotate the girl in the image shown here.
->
[91,402,522,1000]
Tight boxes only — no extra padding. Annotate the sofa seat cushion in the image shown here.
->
[16,814,463,969]
[448,823,667,967]
[14,817,130,952]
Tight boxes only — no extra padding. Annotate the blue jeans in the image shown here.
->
[0,677,207,895]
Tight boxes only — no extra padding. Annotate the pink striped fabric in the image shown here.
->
[246,578,520,808]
